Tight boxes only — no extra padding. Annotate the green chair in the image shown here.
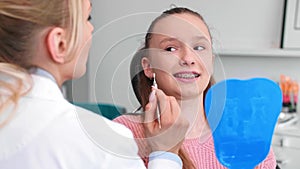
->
[72,102,126,120]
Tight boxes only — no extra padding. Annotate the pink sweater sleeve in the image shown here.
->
[113,115,150,166]
[114,115,277,169]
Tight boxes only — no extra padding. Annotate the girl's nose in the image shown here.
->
[179,47,196,66]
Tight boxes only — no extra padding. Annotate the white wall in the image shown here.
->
[70,0,300,112]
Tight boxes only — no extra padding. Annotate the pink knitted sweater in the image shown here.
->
[114,115,276,169]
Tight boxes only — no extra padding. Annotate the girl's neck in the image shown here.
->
[179,96,211,140]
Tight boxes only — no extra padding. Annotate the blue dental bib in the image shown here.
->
[204,78,282,169]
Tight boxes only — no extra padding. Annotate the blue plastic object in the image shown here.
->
[204,78,282,169]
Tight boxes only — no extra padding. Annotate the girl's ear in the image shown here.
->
[46,27,67,64]
[141,57,154,79]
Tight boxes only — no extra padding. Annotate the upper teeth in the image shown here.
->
[174,73,199,79]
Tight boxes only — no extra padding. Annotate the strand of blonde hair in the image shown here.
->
[0,63,32,128]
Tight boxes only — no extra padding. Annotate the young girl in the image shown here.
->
[114,7,277,169]
[0,1,188,168]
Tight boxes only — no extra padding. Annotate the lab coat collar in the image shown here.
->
[28,74,65,101]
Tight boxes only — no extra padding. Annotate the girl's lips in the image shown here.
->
[173,71,200,82]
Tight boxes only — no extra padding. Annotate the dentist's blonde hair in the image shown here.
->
[0,0,84,127]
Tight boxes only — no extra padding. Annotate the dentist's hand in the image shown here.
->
[143,88,189,154]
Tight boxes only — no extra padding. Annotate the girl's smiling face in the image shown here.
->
[142,13,214,100]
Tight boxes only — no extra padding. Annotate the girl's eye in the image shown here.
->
[194,46,204,51]
[165,47,176,52]
[88,15,92,21]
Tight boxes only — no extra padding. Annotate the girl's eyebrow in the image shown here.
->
[159,38,178,45]
[192,35,211,44]
[159,35,211,46]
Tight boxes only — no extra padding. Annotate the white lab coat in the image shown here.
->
[0,75,181,169]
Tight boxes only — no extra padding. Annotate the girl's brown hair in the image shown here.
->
[130,7,215,169]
